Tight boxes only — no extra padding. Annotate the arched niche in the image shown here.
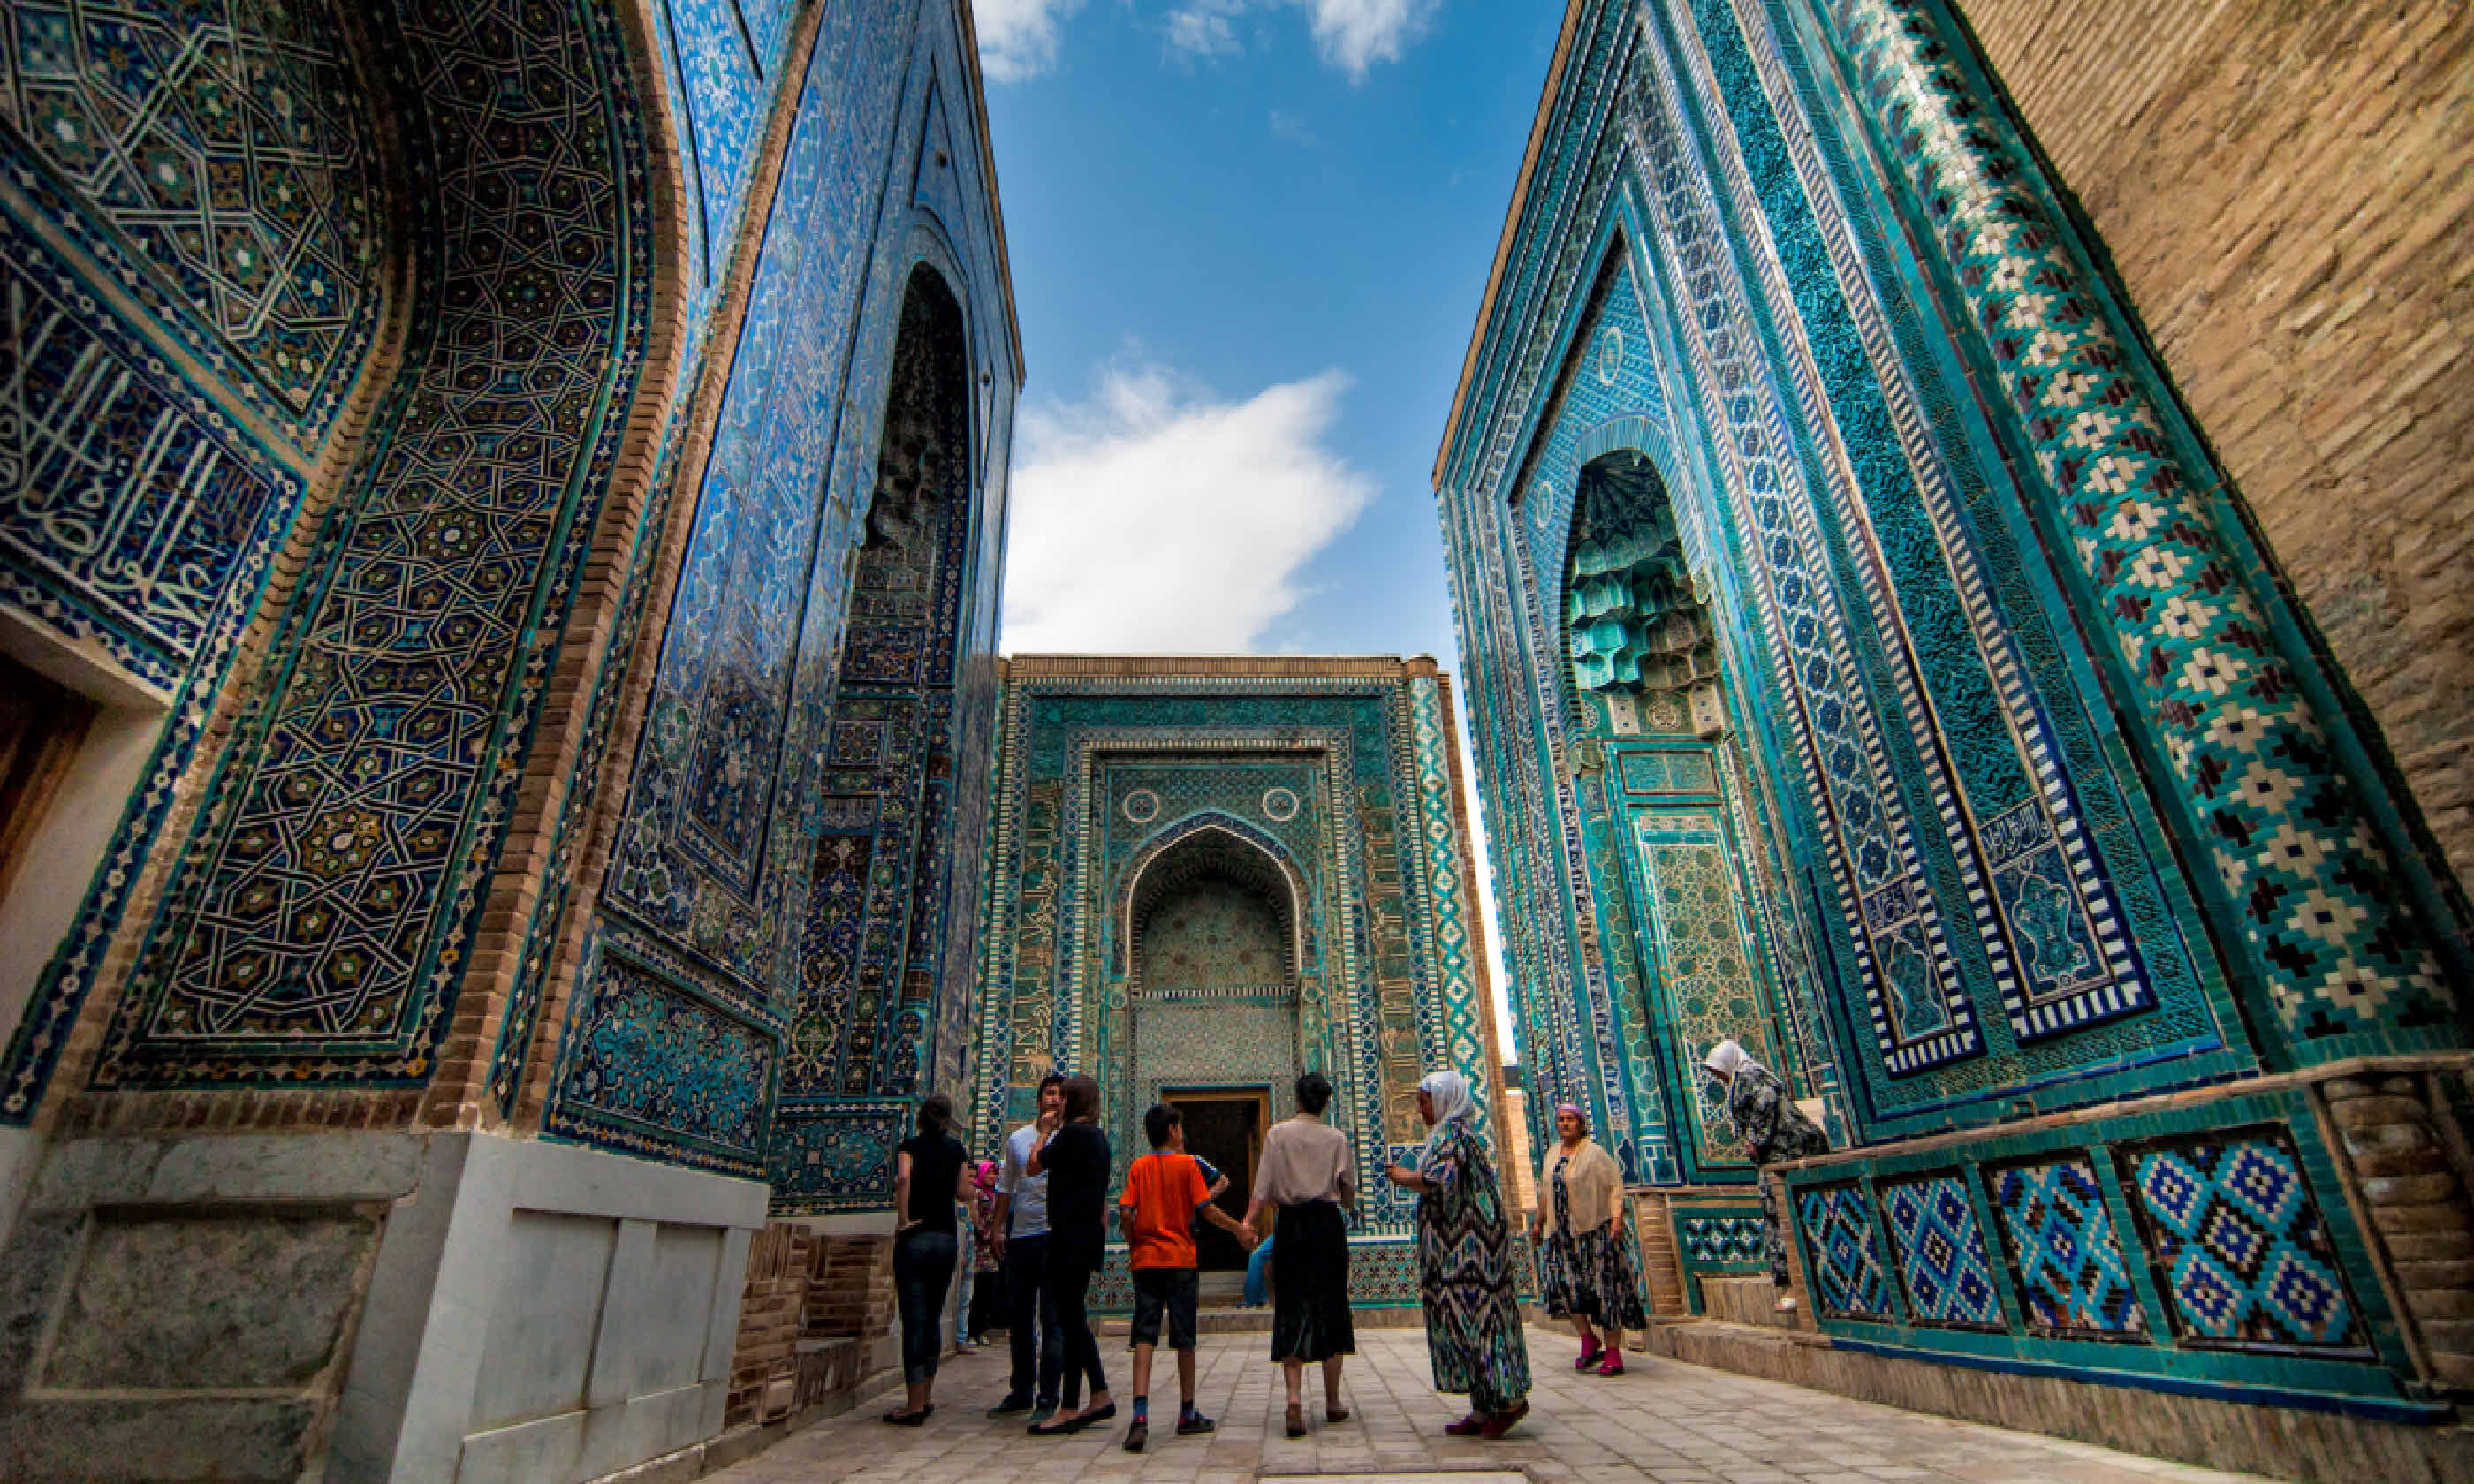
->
[1114,815,1310,992]
[785,261,978,1099]
[1128,829,1299,994]
[1562,449,1724,737]
[55,0,690,1116]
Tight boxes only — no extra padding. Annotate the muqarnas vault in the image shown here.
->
[0,0,1018,1477]
[1434,0,2474,1468]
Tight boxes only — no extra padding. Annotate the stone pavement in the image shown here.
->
[704,1324,2270,1483]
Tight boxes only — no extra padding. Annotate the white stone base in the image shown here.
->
[0,1131,765,1484]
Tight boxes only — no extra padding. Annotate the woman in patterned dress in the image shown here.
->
[1385,1069,1532,1439]
[1529,1102,1646,1374]
[1703,1039,1829,1314]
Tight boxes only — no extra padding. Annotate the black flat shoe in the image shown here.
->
[881,1408,927,1426]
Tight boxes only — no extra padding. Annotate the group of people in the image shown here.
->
[878,1037,1826,1446]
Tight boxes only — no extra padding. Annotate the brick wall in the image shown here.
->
[1954,0,2474,898]
[723,1225,896,1430]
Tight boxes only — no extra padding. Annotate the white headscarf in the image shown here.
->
[1703,1039,1750,1080]
[1418,1068,1476,1126]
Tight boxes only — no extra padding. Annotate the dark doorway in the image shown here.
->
[1165,1089,1265,1272]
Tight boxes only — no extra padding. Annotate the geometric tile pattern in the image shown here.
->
[543,955,774,1176]
[1985,1158,2147,1338]
[1796,1182,1893,1320]
[1676,0,2151,1047]
[0,211,312,1120]
[1625,52,1988,1078]
[2120,1132,2368,1352]
[1634,809,1769,1166]
[969,672,1499,1234]
[89,0,660,1093]
[1879,1173,2004,1329]
[0,0,383,443]
[1826,0,2453,1048]
[1678,1211,1767,1265]
[545,0,1012,1185]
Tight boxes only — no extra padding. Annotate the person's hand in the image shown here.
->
[896,1219,922,1237]
[1035,1109,1061,1136]
[991,1230,1007,1261]
[1386,1163,1419,1187]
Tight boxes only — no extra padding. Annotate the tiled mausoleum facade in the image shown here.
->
[0,0,1018,1477]
[1435,0,2474,1473]
[964,655,1514,1309]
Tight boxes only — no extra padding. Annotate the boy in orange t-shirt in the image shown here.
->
[1116,1103,1252,1451]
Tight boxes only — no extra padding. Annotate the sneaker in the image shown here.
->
[987,1393,1034,1418]
[1175,1412,1216,1436]
[1122,1419,1148,1452]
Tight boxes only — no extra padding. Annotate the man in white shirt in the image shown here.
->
[989,1072,1066,1420]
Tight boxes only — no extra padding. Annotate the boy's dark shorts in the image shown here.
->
[1129,1267,1198,1350]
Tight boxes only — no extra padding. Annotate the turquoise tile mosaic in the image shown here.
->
[966,668,1499,1234]
[1878,1173,2002,1330]
[1984,1157,2146,1340]
[2118,1131,2369,1354]
[1797,1181,1893,1320]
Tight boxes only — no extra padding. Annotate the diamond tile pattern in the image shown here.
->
[2121,1133,2368,1351]
[1797,1182,1893,1320]
[1985,1158,2146,1337]
[1880,1174,2003,1329]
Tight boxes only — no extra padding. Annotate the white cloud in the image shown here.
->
[975,0,1080,81]
[1163,0,1436,79]
[1301,0,1436,77]
[1165,0,1242,59]
[1001,362,1375,653]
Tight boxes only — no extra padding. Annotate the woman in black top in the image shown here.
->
[887,1094,970,1424]
[1024,1073,1114,1435]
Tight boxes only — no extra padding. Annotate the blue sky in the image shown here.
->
[975,0,1568,1053]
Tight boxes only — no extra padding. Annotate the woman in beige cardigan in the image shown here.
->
[1527,1103,1647,1374]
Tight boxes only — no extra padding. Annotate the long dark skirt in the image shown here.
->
[1269,1200,1355,1362]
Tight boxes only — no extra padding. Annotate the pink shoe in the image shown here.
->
[1574,1336,1603,1370]
[1597,1352,1625,1376]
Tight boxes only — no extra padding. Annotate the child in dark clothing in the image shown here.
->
[1115,1104,1253,1452]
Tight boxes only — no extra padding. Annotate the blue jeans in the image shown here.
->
[1003,1231,1066,1405]
[1244,1232,1275,1306]
[893,1229,958,1385]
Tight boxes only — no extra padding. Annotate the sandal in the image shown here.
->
[1325,1404,1350,1424]
[1285,1403,1306,1438]
[882,1407,927,1426]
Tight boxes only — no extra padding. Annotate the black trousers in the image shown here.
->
[1041,1246,1107,1408]
[1003,1231,1065,1404]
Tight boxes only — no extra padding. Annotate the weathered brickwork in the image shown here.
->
[1956,0,2474,897]
[2320,1071,2474,1390]
[724,1225,899,1433]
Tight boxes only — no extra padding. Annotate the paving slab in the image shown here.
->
[701,1325,2273,1483]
